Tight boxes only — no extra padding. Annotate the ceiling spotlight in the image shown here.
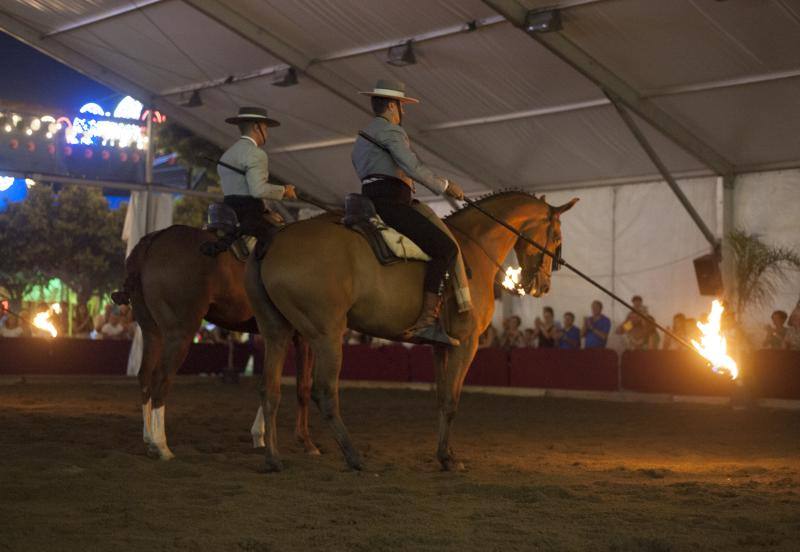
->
[185,90,203,107]
[525,9,562,33]
[387,40,416,67]
[272,67,298,87]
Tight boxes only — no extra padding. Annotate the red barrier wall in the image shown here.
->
[510,348,618,391]
[2,338,798,401]
[620,350,736,396]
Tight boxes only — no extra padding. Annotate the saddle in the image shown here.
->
[201,203,261,261]
[342,194,431,266]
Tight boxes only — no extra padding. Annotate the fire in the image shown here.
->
[502,266,525,295]
[691,300,738,380]
[32,303,60,338]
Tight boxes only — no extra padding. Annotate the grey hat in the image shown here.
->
[225,106,281,127]
[358,79,419,104]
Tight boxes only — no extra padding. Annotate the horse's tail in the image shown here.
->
[111,229,170,330]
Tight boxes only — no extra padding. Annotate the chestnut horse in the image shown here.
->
[114,225,316,460]
[244,191,577,471]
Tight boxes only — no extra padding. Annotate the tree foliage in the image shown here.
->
[728,229,800,316]
[173,194,211,228]
[155,121,223,189]
[0,185,126,307]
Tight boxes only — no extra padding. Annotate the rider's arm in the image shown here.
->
[245,148,286,200]
[382,125,449,195]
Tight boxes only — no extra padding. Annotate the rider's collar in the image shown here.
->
[240,135,258,147]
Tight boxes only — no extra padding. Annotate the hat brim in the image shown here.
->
[224,115,281,127]
[358,91,419,104]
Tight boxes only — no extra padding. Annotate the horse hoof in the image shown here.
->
[148,443,175,461]
[262,458,284,473]
[306,446,321,457]
[252,434,266,449]
[346,455,364,471]
[439,457,465,472]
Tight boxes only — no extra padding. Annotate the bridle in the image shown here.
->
[448,207,561,294]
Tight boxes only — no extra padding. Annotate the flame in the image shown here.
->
[32,310,58,338]
[502,266,525,296]
[691,300,738,380]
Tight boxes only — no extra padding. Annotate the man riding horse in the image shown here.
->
[204,107,298,255]
[352,79,471,346]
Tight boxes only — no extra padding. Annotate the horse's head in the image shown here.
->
[514,197,578,297]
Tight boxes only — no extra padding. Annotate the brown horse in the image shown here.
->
[115,225,317,460]
[244,191,577,471]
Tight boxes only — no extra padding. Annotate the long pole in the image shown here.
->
[144,107,156,234]
[460,196,698,352]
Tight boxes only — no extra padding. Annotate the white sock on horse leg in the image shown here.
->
[149,405,174,459]
[142,399,153,444]
[251,406,265,448]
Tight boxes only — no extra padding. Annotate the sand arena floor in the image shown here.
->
[0,376,798,551]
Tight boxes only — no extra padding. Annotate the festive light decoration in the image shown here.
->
[0,176,15,192]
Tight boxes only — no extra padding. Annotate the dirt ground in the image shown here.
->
[0,377,798,552]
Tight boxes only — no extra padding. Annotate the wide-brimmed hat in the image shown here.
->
[358,79,419,104]
[225,106,281,127]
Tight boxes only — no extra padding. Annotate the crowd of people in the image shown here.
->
[0,301,137,340]
[479,296,800,352]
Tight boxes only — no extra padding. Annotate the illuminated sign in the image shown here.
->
[64,96,163,150]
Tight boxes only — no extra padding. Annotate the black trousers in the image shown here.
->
[223,195,274,243]
[364,179,457,294]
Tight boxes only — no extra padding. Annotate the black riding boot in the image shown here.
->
[404,292,460,347]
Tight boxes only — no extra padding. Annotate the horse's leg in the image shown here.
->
[310,333,362,470]
[294,336,319,455]
[258,326,292,472]
[148,331,193,460]
[435,337,479,471]
[138,328,162,446]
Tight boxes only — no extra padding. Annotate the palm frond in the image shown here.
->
[727,229,800,315]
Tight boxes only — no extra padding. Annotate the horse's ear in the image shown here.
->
[539,194,546,203]
[553,197,579,215]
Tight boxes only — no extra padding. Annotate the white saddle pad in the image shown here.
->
[372,216,431,262]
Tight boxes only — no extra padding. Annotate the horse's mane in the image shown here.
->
[443,188,546,222]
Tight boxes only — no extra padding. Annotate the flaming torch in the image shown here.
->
[32,303,60,338]
[691,299,738,380]
[502,266,525,296]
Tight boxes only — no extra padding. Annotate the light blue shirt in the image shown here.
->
[219,136,285,200]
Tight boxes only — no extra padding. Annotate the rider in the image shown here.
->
[352,79,465,346]
[212,107,297,251]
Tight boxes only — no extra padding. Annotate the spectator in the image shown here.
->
[617,312,658,350]
[0,314,23,338]
[72,303,94,338]
[784,308,800,350]
[535,307,560,348]
[119,304,136,339]
[625,295,649,323]
[0,301,7,330]
[522,328,537,348]
[582,300,611,349]
[101,311,127,340]
[94,303,113,333]
[478,325,499,349]
[662,313,688,350]
[500,315,525,349]
[763,310,788,349]
[556,312,580,349]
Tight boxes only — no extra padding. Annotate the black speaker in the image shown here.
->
[693,254,723,296]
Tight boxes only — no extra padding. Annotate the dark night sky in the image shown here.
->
[0,31,117,111]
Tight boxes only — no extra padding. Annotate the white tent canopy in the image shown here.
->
[2,0,799,338]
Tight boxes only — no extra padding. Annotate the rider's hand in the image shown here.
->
[283,184,298,200]
[445,179,465,200]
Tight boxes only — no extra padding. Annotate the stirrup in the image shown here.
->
[406,323,460,347]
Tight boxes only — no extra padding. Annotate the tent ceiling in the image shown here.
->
[2,0,799,199]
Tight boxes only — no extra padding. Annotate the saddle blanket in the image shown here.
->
[372,216,431,262]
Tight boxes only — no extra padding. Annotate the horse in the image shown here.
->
[113,225,317,460]
[244,190,578,471]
